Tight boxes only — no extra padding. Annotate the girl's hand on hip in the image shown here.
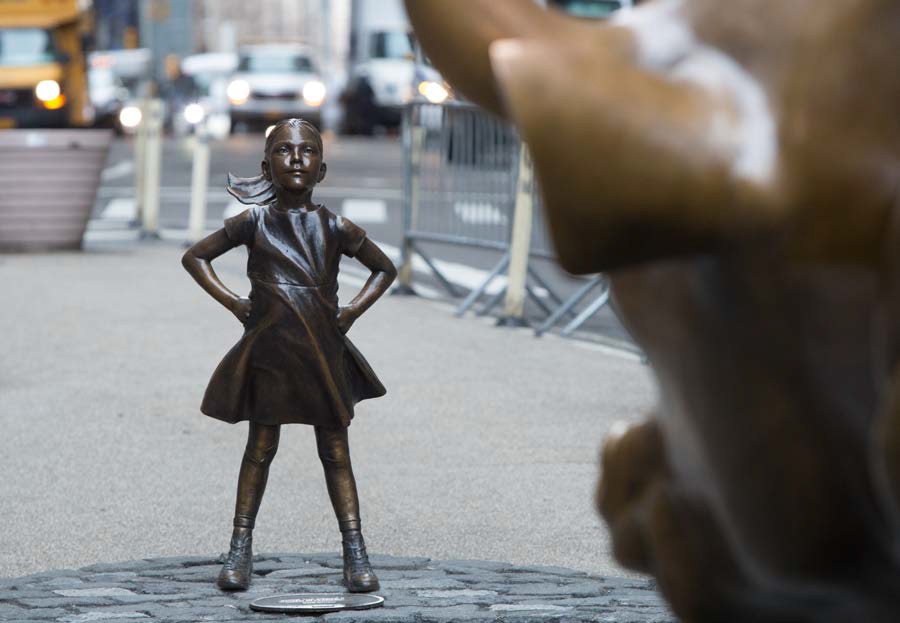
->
[231,297,252,324]
[336,306,358,334]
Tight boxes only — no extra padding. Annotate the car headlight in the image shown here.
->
[35,79,66,109]
[418,81,449,104]
[119,105,142,129]
[183,103,205,125]
[227,79,250,105]
[302,80,326,107]
[35,80,60,101]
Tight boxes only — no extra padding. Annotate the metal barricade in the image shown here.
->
[398,100,611,337]
[398,101,519,299]
[413,102,519,251]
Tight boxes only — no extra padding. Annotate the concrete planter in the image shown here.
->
[0,129,112,252]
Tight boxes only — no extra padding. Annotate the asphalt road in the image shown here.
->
[90,133,634,347]
[0,244,656,580]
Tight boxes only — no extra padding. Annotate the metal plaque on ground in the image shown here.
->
[249,593,384,614]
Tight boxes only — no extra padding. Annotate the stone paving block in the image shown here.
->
[3,589,65,600]
[133,602,241,618]
[554,596,618,607]
[380,577,467,590]
[85,573,138,583]
[110,591,207,603]
[440,560,513,571]
[139,555,217,567]
[246,560,310,575]
[53,588,136,598]
[415,604,495,620]
[127,582,218,596]
[451,572,513,586]
[416,589,499,599]
[508,565,590,578]
[41,577,86,589]
[367,555,432,569]
[364,593,424,608]
[275,582,346,594]
[265,565,337,578]
[502,582,588,596]
[183,596,236,608]
[17,597,118,608]
[57,610,150,622]
[0,606,70,621]
[491,603,575,612]
[324,606,424,622]
[559,581,609,597]
[0,602,30,620]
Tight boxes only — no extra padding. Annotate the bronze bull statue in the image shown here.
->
[405,1,900,620]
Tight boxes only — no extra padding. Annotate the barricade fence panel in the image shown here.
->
[401,100,618,341]
[405,101,560,258]
[406,102,519,251]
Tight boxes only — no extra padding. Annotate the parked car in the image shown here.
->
[227,44,326,131]
[172,52,236,139]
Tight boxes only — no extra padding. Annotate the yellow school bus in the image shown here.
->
[0,0,91,128]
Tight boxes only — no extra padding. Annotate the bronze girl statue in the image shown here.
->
[182,118,396,593]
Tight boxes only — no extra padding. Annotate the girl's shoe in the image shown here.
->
[217,529,253,591]
[341,530,379,592]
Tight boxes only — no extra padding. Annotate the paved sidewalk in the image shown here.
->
[1,241,663,618]
[0,554,673,622]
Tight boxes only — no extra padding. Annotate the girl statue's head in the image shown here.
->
[226,118,324,205]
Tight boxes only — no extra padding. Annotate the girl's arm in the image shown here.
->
[337,239,397,333]
[182,229,251,323]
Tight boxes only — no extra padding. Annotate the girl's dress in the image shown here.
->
[200,204,386,428]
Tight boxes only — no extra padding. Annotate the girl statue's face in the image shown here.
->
[262,124,326,193]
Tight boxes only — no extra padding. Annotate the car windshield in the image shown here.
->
[238,53,314,73]
[0,28,58,66]
[370,32,414,60]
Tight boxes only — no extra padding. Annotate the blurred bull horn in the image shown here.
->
[489,35,781,272]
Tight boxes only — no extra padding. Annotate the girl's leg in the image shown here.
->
[233,422,281,529]
[218,422,281,591]
[315,426,359,527]
[315,426,379,592]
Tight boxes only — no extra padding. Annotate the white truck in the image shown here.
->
[340,0,445,134]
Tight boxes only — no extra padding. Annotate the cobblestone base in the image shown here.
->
[0,554,676,622]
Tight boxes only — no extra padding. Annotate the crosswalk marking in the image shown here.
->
[101,160,134,181]
[453,201,507,226]
[100,198,137,220]
[341,199,387,224]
